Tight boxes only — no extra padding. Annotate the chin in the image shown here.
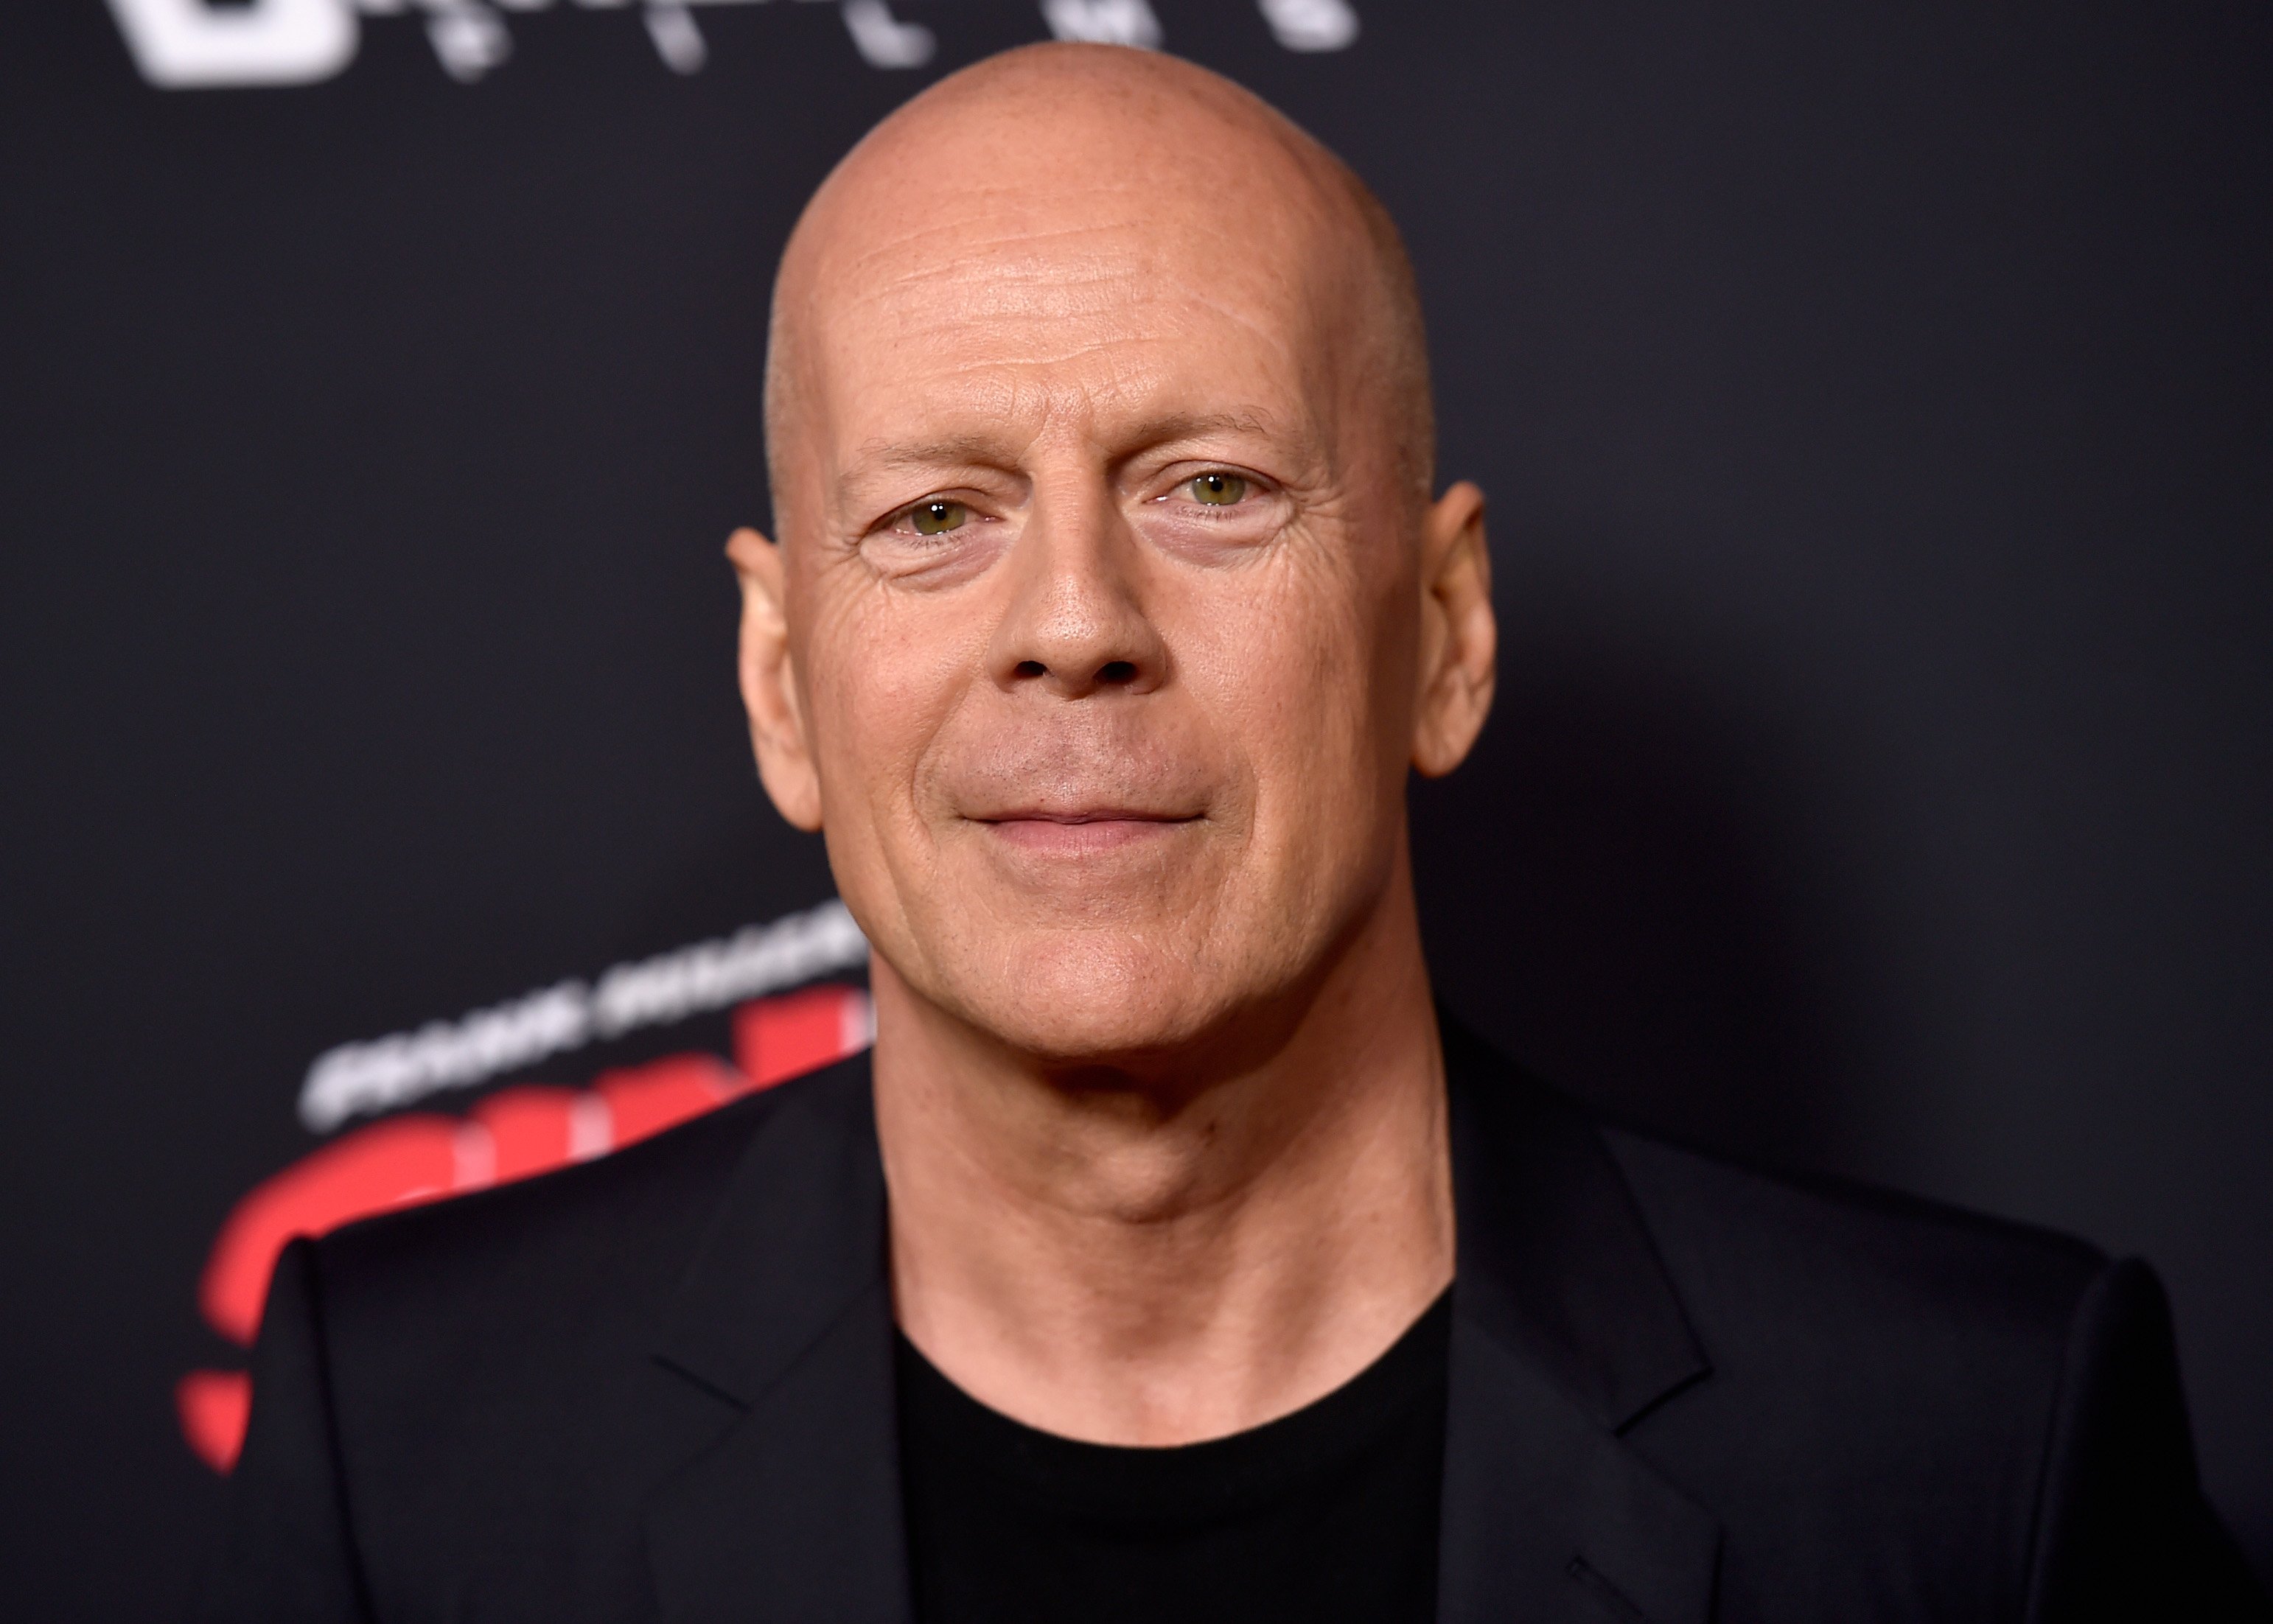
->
[940,931,1251,1069]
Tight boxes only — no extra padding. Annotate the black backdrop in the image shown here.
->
[3,0,2267,1613]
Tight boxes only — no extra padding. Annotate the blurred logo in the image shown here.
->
[105,0,1357,87]
[175,904,875,1474]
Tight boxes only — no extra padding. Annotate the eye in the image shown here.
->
[906,499,968,536]
[1187,472,1248,506]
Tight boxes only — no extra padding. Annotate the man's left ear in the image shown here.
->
[1411,480,1495,777]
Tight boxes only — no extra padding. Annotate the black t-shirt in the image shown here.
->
[893,1290,1452,1624]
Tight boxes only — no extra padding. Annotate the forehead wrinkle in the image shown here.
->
[832,237,1293,337]
[826,276,1306,389]
[840,269,1163,336]
[828,257,1317,388]
[815,177,1314,316]
[834,206,1169,283]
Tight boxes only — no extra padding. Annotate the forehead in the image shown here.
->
[792,132,1352,460]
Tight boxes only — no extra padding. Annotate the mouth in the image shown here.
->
[973,809,1204,853]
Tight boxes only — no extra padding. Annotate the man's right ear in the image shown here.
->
[725,527,823,833]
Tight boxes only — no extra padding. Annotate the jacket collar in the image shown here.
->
[1438,1018,1721,1622]
[645,1057,912,1624]
[651,1056,888,1411]
[643,1028,1722,1623]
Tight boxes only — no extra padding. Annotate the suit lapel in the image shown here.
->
[1439,1021,1722,1623]
[643,1057,913,1624]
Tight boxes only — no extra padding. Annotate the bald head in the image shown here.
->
[763,43,1433,534]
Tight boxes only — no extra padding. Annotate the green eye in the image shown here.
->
[908,500,967,536]
[1190,472,1248,506]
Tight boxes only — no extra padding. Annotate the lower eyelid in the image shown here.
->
[1170,493,1269,512]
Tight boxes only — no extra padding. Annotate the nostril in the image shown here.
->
[1099,661,1137,685]
[1014,660,1047,679]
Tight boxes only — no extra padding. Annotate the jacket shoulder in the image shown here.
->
[1602,1122,2108,1356]
[302,1056,868,1396]
[220,1057,878,1620]
[1599,1122,2113,1615]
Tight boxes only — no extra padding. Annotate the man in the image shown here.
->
[201,43,2264,1623]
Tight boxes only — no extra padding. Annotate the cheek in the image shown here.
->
[1173,555,1405,836]
[801,581,980,830]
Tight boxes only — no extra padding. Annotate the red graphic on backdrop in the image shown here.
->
[177,982,870,1473]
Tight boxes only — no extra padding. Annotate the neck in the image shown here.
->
[871,858,1453,1446]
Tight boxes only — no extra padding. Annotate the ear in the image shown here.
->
[726,526,823,832]
[1411,480,1495,777]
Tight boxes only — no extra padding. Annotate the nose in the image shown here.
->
[985,488,1167,699]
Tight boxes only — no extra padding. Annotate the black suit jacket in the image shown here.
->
[199,1025,2266,1622]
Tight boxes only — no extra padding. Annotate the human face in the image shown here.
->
[740,137,1477,1069]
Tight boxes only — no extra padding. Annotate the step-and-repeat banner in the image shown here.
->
[4,0,2267,1609]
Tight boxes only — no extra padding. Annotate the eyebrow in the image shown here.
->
[848,433,1023,478]
[843,410,1293,482]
